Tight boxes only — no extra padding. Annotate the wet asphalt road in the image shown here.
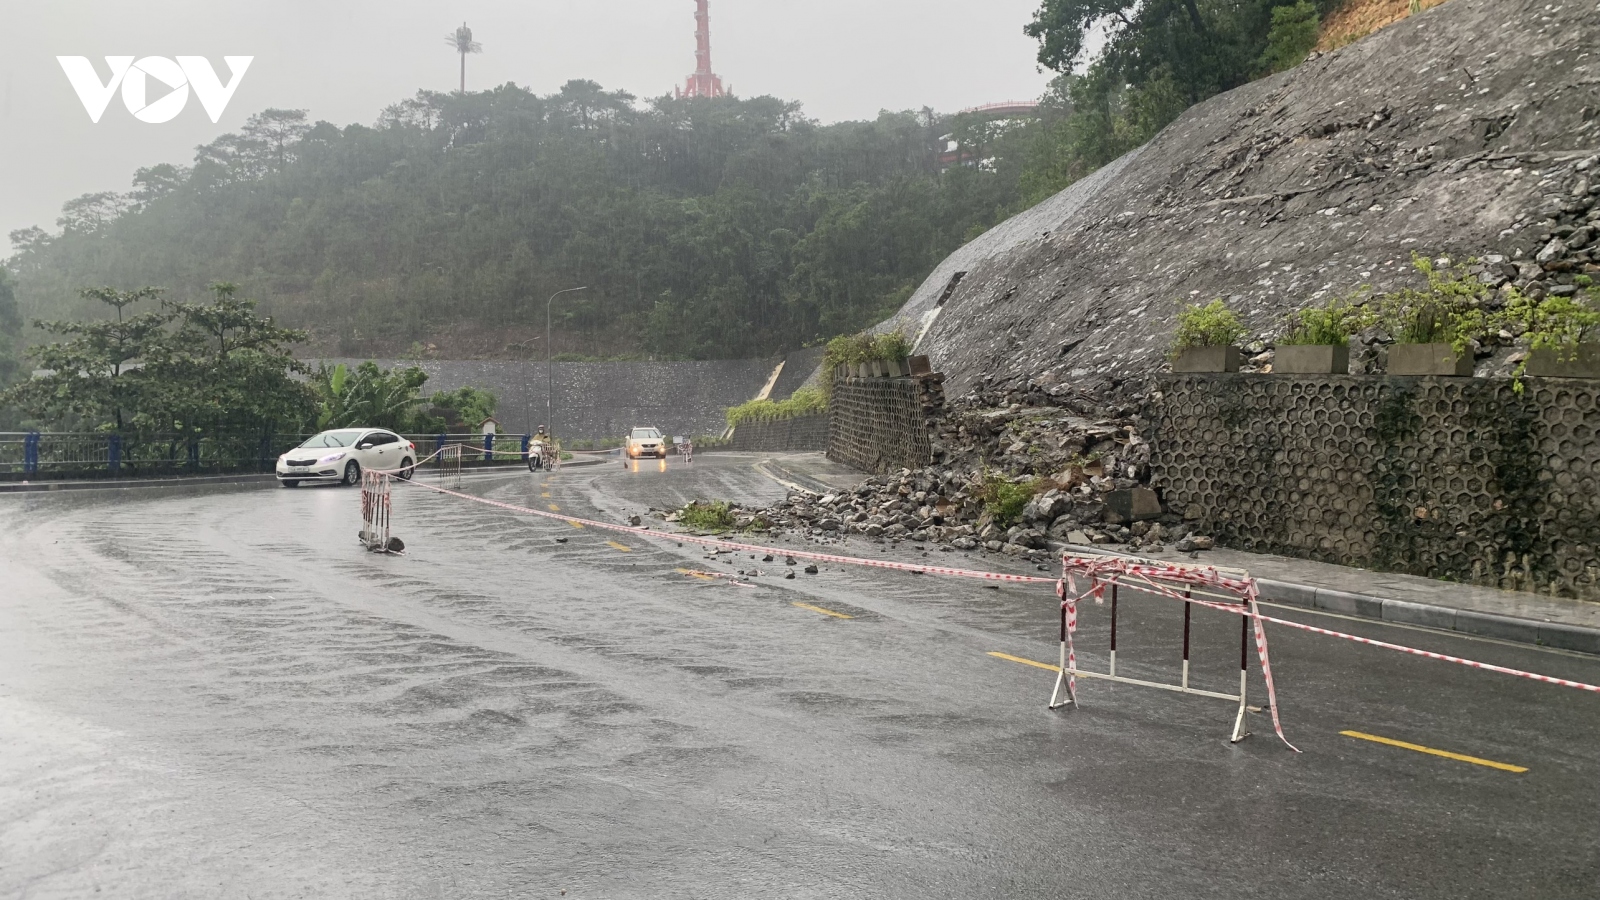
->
[1,452,1597,899]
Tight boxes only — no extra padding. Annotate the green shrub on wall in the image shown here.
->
[726,386,828,428]
[1170,299,1247,359]
[823,330,912,370]
[1279,294,1371,346]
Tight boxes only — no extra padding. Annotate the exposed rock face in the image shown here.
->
[883,0,1600,397]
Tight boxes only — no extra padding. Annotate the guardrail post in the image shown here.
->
[109,433,123,476]
[521,433,531,461]
[435,433,446,457]
[187,437,199,471]
[24,431,40,476]
[483,432,495,462]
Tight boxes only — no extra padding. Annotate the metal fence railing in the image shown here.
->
[0,431,540,481]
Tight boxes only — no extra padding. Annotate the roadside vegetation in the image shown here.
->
[976,472,1040,528]
[0,282,499,436]
[678,500,738,533]
[726,386,827,428]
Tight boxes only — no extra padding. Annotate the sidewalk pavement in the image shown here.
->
[1059,541,1600,656]
[689,451,1600,656]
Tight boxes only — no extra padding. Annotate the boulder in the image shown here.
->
[1022,489,1071,524]
[1103,487,1163,525]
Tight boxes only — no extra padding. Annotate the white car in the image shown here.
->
[625,426,667,460]
[277,428,417,487]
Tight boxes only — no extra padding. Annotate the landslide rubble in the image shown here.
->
[659,388,1215,563]
[882,0,1600,397]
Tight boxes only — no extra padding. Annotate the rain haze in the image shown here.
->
[0,0,1055,253]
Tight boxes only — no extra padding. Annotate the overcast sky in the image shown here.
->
[0,0,1056,254]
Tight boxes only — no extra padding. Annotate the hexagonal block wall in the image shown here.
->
[1148,375,1600,600]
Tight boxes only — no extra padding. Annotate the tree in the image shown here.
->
[141,282,315,433]
[241,109,312,173]
[0,267,21,388]
[131,164,188,205]
[446,22,482,94]
[56,192,131,235]
[425,386,497,430]
[0,283,315,434]
[1258,1,1321,74]
[3,286,169,430]
[312,361,432,431]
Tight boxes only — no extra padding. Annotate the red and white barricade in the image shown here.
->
[436,443,463,489]
[1051,555,1298,750]
[359,470,394,552]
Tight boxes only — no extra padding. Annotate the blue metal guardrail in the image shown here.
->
[0,432,535,480]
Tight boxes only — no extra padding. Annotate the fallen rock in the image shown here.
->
[1103,487,1163,525]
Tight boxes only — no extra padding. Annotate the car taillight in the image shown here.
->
[408,442,415,451]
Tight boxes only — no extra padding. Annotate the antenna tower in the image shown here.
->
[676,0,727,99]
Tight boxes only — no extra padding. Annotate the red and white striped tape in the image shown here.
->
[1251,609,1600,693]
[384,473,1600,697]
[400,478,1057,585]
[1115,565,1600,695]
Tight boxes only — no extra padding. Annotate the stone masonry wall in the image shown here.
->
[319,358,773,439]
[726,413,830,452]
[1148,375,1600,599]
[827,374,946,474]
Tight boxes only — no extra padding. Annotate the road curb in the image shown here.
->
[755,459,839,495]
[1056,543,1600,656]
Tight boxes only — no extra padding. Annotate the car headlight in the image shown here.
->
[318,451,347,464]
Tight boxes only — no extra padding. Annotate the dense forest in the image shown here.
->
[3,0,1347,367]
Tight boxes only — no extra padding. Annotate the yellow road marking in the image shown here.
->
[607,540,632,553]
[541,491,552,498]
[548,503,561,511]
[792,602,854,619]
[568,521,585,530]
[988,651,1061,672]
[1340,731,1528,773]
[676,568,716,581]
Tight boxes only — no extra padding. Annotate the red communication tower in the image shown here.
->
[676,0,727,99]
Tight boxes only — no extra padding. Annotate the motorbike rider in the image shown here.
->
[529,426,551,471]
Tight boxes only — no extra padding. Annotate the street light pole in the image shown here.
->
[546,286,588,439]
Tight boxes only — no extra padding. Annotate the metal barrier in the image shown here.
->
[0,431,312,479]
[359,470,396,552]
[1050,556,1297,749]
[436,443,463,489]
[0,431,534,481]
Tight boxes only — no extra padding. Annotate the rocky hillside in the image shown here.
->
[885,0,1599,398]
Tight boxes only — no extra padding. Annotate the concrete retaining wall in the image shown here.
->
[727,413,830,452]
[826,374,946,474]
[1148,375,1600,599]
